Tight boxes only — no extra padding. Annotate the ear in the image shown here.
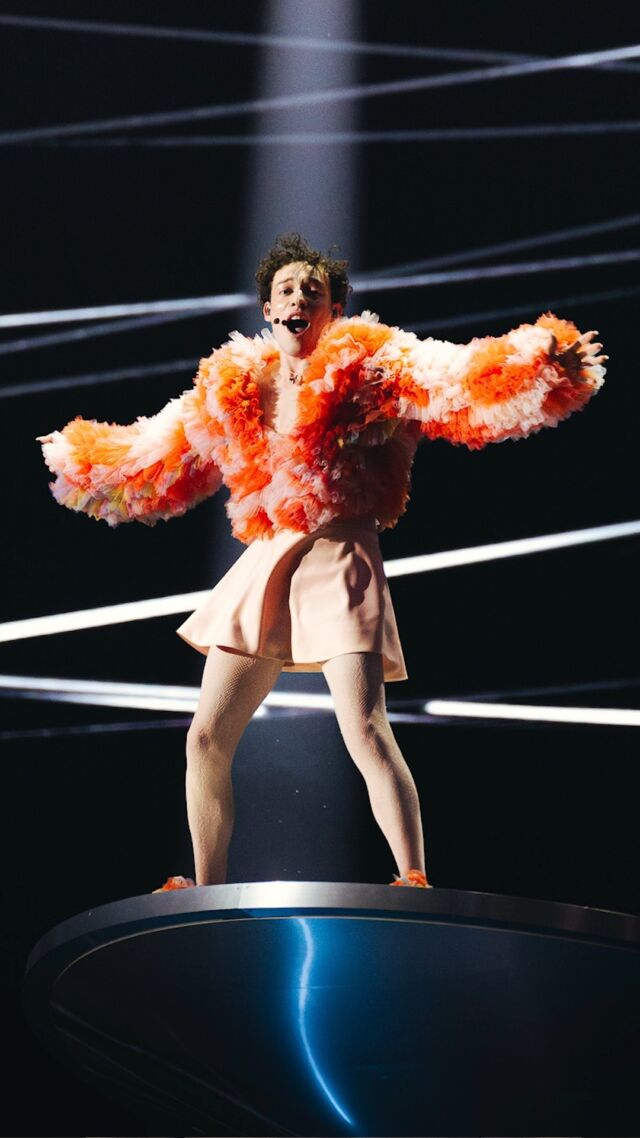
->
[332,304,343,319]
[263,301,271,322]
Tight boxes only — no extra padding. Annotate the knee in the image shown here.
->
[186,722,219,767]
[341,707,392,758]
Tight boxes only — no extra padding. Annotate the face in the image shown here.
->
[263,262,342,357]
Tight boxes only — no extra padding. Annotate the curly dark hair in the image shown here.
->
[255,232,351,308]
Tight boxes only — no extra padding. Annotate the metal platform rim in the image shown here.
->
[26,880,640,979]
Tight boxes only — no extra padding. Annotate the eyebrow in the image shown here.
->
[276,275,327,287]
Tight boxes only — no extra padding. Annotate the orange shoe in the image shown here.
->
[152,875,196,893]
[390,869,430,888]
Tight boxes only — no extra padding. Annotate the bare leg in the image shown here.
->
[322,652,427,880]
[186,647,282,884]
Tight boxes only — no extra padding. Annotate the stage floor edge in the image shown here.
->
[25,883,640,1137]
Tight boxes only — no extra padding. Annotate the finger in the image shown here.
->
[580,355,608,370]
[566,332,595,354]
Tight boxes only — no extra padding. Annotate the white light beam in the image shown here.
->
[0,357,195,399]
[406,284,640,336]
[0,673,333,713]
[382,519,640,578]
[67,121,640,147]
[353,249,640,296]
[0,42,639,146]
[3,248,638,330]
[0,12,637,73]
[6,281,636,399]
[2,674,639,729]
[0,307,220,358]
[0,292,252,330]
[1,520,638,644]
[426,699,640,728]
[364,211,640,280]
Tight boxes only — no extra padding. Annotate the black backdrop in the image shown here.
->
[1,2,639,1134]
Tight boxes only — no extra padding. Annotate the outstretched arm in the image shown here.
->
[37,379,223,526]
[360,313,607,450]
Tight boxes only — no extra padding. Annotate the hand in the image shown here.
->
[548,330,608,383]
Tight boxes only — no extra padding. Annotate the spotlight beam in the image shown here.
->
[0,12,637,74]
[0,42,639,146]
[353,249,640,296]
[3,282,637,399]
[362,211,640,279]
[2,675,639,730]
[0,293,253,330]
[438,675,640,704]
[382,520,640,579]
[406,284,640,336]
[1,520,638,645]
[425,699,640,728]
[59,121,640,147]
[0,718,192,742]
[3,248,638,330]
[0,591,207,643]
[0,357,196,399]
[0,307,221,358]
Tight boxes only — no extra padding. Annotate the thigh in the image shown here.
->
[191,647,282,751]
[322,652,389,748]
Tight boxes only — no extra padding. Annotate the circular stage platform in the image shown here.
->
[25,883,639,1136]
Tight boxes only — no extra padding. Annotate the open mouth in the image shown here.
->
[282,317,310,335]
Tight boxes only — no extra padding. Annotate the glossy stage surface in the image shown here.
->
[25,883,639,1137]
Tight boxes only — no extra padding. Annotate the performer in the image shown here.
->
[38,233,607,892]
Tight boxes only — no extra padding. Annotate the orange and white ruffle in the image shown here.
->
[38,311,605,539]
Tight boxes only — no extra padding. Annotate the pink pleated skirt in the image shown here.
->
[176,518,407,681]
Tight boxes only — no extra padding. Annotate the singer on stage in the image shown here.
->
[38,233,607,892]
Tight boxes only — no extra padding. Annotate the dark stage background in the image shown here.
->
[1,2,639,1134]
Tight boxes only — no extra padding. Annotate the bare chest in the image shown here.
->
[259,374,300,437]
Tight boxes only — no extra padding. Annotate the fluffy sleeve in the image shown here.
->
[361,313,606,450]
[37,378,223,527]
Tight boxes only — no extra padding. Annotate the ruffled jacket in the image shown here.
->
[39,311,605,544]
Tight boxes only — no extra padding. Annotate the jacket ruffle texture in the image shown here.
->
[39,311,605,543]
